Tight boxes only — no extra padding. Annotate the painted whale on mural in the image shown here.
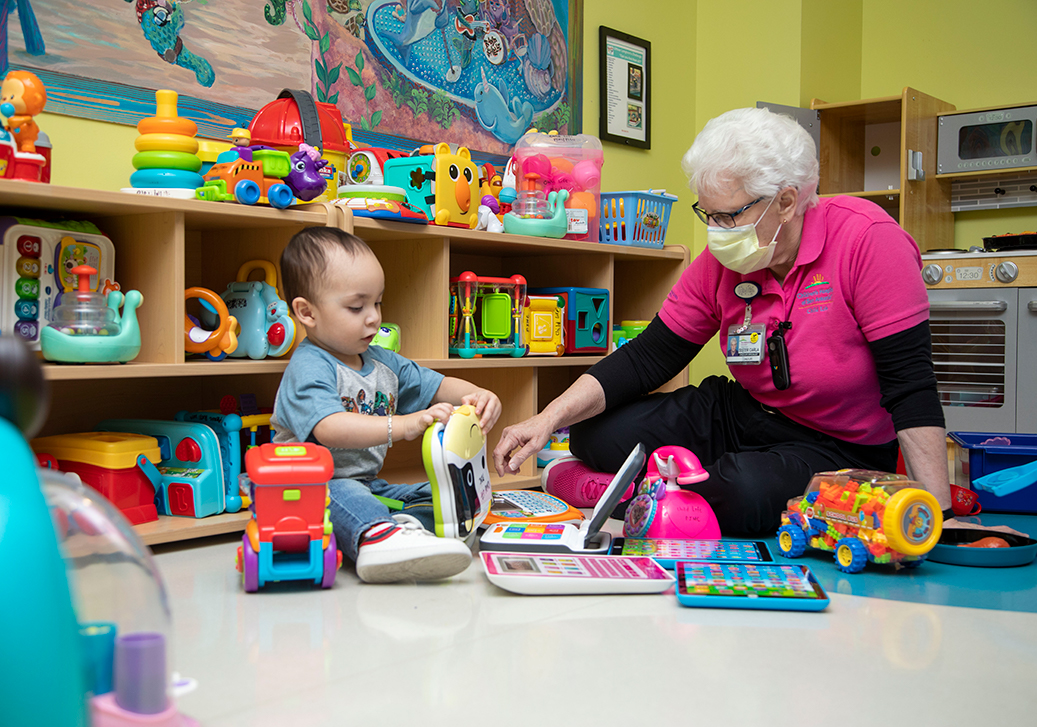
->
[386,0,441,65]
[475,67,534,146]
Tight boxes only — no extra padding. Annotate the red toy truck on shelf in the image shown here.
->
[235,442,342,592]
[777,469,943,573]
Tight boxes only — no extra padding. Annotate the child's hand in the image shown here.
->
[462,388,502,434]
[397,402,455,441]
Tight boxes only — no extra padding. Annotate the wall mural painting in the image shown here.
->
[3,0,582,157]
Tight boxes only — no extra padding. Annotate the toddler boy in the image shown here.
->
[271,227,502,583]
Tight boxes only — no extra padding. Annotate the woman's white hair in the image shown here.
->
[682,107,819,215]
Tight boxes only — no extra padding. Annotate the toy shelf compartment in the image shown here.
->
[5,180,687,545]
[599,191,676,248]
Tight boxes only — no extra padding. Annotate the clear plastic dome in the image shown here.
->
[48,289,121,336]
[42,468,176,716]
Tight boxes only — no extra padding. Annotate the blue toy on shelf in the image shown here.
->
[203,260,295,360]
[96,418,228,518]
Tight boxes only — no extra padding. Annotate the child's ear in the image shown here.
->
[292,297,316,326]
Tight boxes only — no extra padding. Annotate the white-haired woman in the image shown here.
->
[493,106,956,535]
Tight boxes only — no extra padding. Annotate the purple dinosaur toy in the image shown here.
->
[284,144,329,202]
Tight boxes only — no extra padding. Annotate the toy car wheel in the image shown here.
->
[242,533,260,592]
[321,533,339,589]
[267,183,294,209]
[884,488,943,557]
[234,179,261,206]
[901,557,925,569]
[777,524,807,558]
[835,537,869,573]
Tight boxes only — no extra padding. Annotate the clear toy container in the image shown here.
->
[48,264,121,336]
[512,133,604,242]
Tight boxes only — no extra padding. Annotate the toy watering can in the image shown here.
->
[209,260,296,360]
[623,445,722,540]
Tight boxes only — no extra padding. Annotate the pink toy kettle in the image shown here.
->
[623,445,721,539]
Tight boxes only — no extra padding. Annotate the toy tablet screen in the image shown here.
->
[614,538,773,563]
[676,562,827,600]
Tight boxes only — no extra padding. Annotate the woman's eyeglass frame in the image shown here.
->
[692,196,765,228]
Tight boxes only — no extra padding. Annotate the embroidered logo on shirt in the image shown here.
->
[796,274,833,315]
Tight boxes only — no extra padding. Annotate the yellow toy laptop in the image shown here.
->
[423,405,492,539]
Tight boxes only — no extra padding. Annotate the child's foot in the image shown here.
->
[356,514,472,583]
[542,457,635,508]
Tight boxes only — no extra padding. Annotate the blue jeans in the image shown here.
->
[327,478,436,562]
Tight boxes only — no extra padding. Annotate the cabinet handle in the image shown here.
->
[1029,300,1037,313]
[929,300,1008,312]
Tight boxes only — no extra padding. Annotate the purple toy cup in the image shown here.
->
[114,632,168,714]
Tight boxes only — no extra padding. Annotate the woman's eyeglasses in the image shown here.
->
[692,196,765,228]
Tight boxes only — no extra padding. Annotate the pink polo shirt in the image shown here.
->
[659,196,930,445]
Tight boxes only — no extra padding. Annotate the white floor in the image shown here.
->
[158,523,1037,726]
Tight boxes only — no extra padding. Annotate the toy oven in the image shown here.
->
[922,249,1037,433]
[937,105,1037,174]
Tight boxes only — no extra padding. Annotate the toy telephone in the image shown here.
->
[479,443,646,555]
[208,260,296,360]
[623,445,721,540]
[423,404,493,539]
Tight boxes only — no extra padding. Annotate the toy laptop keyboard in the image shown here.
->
[481,551,675,596]
[675,561,829,612]
[612,538,773,569]
[479,443,646,554]
[482,490,584,526]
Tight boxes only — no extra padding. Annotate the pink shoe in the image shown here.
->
[541,457,635,508]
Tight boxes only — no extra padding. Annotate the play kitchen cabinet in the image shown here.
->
[811,87,955,252]
[3,179,688,544]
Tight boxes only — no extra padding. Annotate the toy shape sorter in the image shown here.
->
[236,442,342,592]
[527,286,609,354]
[449,272,527,358]
[384,143,481,228]
[511,132,604,242]
[523,294,565,356]
[777,469,943,573]
[31,432,163,525]
[201,260,296,360]
[96,419,230,518]
[1,218,116,347]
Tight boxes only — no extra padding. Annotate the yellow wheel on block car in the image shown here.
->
[883,488,943,556]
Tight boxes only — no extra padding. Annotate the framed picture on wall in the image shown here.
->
[598,26,650,150]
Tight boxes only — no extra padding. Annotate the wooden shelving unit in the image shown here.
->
[812,87,956,251]
[4,179,688,545]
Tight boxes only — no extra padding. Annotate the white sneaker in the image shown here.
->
[355,514,473,584]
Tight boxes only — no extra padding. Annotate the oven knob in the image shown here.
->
[995,261,1019,284]
[922,264,943,285]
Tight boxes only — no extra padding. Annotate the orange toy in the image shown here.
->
[0,71,47,153]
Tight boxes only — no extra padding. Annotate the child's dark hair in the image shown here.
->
[280,227,373,306]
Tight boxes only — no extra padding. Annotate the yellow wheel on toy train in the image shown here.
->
[883,488,943,557]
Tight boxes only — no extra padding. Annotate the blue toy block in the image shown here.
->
[96,419,225,518]
[528,286,610,354]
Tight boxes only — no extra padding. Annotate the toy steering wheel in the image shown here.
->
[184,287,236,357]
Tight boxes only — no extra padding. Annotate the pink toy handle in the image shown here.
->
[646,445,709,485]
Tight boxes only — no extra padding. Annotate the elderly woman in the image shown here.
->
[492,106,954,535]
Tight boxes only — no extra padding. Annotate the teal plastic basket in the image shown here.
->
[599,190,677,248]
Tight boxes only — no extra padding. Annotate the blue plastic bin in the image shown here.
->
[948,432,1037,513]
[599,190,677,248]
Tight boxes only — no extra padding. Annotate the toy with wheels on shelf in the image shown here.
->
[523,294,565,356]
[623,446,722,540]
[449,271,528,358]
[235,442,342,592]
[202,260,295,359]
[1,217,117,346]
[40,264,143,364]
[0,70,50,183]
[194,143,325,208]
[123,89,203,199]
[599,190,678,248]
[777,469,943,573]
[528,286,609,354]
[383,142,481,228]
[184,287,238,361]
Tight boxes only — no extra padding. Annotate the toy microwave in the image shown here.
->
[937,104,1037,174]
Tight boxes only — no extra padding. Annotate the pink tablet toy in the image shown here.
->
[623,445,721,540]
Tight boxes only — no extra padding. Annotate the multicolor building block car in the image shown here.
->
[777,470,943,573]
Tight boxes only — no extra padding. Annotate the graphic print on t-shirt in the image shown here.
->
[342,388,396,416]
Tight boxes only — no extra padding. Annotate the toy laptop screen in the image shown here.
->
[585,443,646,542]
[676,561,828,601]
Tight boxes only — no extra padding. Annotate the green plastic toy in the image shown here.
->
[502,189,570,238]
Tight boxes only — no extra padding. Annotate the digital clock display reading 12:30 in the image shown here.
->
[955,266,984,282]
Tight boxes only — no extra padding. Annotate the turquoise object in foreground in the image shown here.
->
[503,189,570,238]
[41,289,143,363]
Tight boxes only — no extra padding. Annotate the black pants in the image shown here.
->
[569,376,899,536]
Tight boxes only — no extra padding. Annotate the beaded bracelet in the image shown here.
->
[386,411,393,448]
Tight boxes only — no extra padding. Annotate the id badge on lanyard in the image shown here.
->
[726,281,765,365]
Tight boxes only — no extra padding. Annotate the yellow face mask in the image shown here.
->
[706,196,783,274]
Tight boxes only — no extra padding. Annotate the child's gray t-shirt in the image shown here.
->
[271,339,444,480]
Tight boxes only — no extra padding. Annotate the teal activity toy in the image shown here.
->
[449,271,527,358]
[502,189,570,238]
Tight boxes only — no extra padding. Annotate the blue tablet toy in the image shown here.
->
[675,561,829,612]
